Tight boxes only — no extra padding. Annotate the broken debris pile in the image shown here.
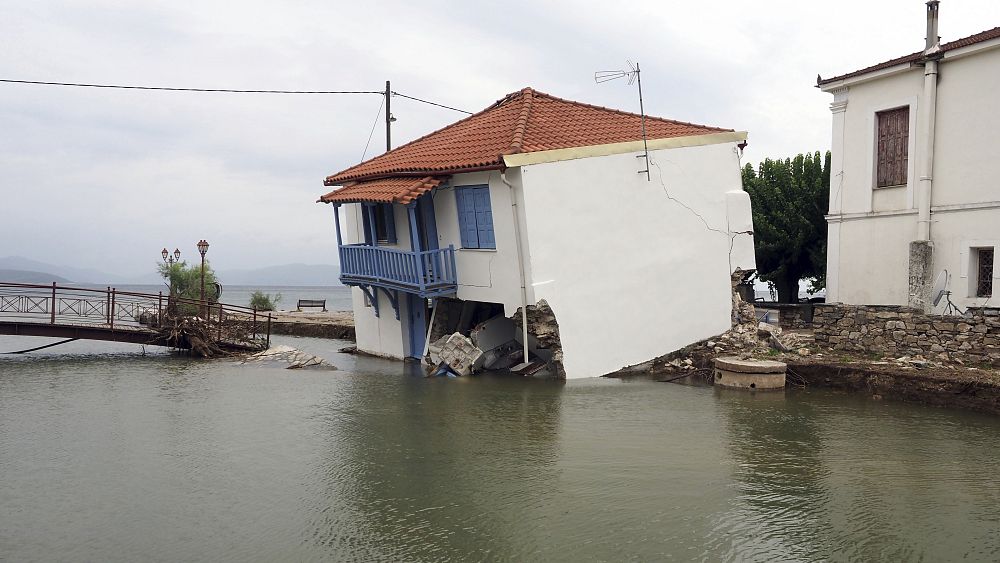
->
[242,345,337,370]
[427,312,555,378]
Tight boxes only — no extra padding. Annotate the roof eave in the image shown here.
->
[817,62,918,91]
[324,163,505,186]
[501,130,746,168]
[817,31,1000,91]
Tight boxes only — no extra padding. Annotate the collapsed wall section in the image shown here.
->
[512,299,566,379]
[427,297,566,378]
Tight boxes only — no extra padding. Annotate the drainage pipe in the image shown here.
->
[917,0,940,241]
[421,298,437,361]
[917,58,938,241]
[501,171,530,363]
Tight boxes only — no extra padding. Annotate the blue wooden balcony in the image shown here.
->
[339,244,458,298]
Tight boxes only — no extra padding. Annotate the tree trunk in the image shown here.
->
[773,274,800,304]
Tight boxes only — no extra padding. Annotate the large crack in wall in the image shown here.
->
[512,299,566,379]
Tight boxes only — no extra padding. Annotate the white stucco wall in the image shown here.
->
[824,43,1000,309]
[518,142,754,379]
[430,171,526,314]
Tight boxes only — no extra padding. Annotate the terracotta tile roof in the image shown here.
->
[323,87,731,187]
[818,26,1000,86]
[318,176,441,205]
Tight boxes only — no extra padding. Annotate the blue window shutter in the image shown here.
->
[381,204,397,244]
[473,187,495,249]
[456,188,479,248]
[362,205,373,245]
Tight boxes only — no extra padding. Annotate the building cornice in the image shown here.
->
[818,35,1000,93]
[502,131,748,167]
[826,201,1000,223]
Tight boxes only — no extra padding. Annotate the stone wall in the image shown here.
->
[757,303,814,330]
[813,304,1000,363]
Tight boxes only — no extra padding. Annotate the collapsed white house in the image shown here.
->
[318,87,755,379]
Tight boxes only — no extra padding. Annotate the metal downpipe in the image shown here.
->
[501,171,530,364]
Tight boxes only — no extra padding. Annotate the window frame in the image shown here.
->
[454,185,496,250]
[976,247,994,298]
[874,106,910,189]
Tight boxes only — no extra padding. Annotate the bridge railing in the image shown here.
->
[0,282,271,349]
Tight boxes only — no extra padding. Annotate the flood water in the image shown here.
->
[2,335,999,562]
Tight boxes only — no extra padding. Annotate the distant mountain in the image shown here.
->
[0,257,342,287]
[217,263,341,286]
[0,269,71,284]
[0,256,122,284]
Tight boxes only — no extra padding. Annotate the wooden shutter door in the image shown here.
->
[877,107,908,187]
[473,188,495,249]
[381,204,397,244]
[455,188,479,248]
[362,205,373,244]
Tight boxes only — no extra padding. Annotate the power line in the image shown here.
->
[0,78,381,94]
[391,91,473,115]
[0,78,474,114]
[360,96,385,162]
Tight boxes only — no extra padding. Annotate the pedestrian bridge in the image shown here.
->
[0,282,271,352]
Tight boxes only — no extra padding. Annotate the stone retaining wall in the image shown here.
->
[757,303,814,330]
[269,321,355,341]
[813,304,1000,363]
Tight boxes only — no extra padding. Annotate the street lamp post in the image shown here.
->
[161,247,181,265]
[161,247,181,298]
[197,239,209,317]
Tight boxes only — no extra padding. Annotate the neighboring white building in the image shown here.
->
[319,88,755,379]
[818,2,999,311]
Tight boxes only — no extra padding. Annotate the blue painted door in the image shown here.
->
[406,293,426,359]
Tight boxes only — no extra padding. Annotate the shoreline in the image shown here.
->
[262,309,356,341]
[615,329,1000,416]
[266,310,999,414]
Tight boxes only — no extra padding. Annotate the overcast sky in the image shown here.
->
[2,0,998,277]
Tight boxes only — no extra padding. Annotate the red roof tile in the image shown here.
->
[818,26,1000,86]
[323,87,731,187]
[318,176,441,205]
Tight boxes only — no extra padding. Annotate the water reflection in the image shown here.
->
[711,389,831,561]
[3,335,1000,562]
[713,388,1000,561]
[307,369,564,560]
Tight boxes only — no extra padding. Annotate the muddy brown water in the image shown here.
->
[2,335,999,562]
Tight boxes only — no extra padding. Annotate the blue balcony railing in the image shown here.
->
[339,244,457,297]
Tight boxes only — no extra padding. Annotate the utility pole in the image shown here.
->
[385,80,391,151]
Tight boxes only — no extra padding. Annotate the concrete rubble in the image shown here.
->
[242,345,337,370]
[429,332,484,377]
[424,297,563,378]
[427,312,558,377]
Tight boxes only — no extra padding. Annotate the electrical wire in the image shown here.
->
[391,91,472,114]
[0,78,381,94]
[360,95,385,162]
[0,79,476,118]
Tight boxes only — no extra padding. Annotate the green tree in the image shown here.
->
[742,151,831,303]
[158,261,220,314]
[249,290,281,312]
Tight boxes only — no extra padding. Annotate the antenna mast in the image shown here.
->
[595,60,650,181]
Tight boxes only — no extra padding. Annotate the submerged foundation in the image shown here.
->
[427,297,565,378]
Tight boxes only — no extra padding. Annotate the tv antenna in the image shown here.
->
[595,60,650,181]
[931,269,964,315]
